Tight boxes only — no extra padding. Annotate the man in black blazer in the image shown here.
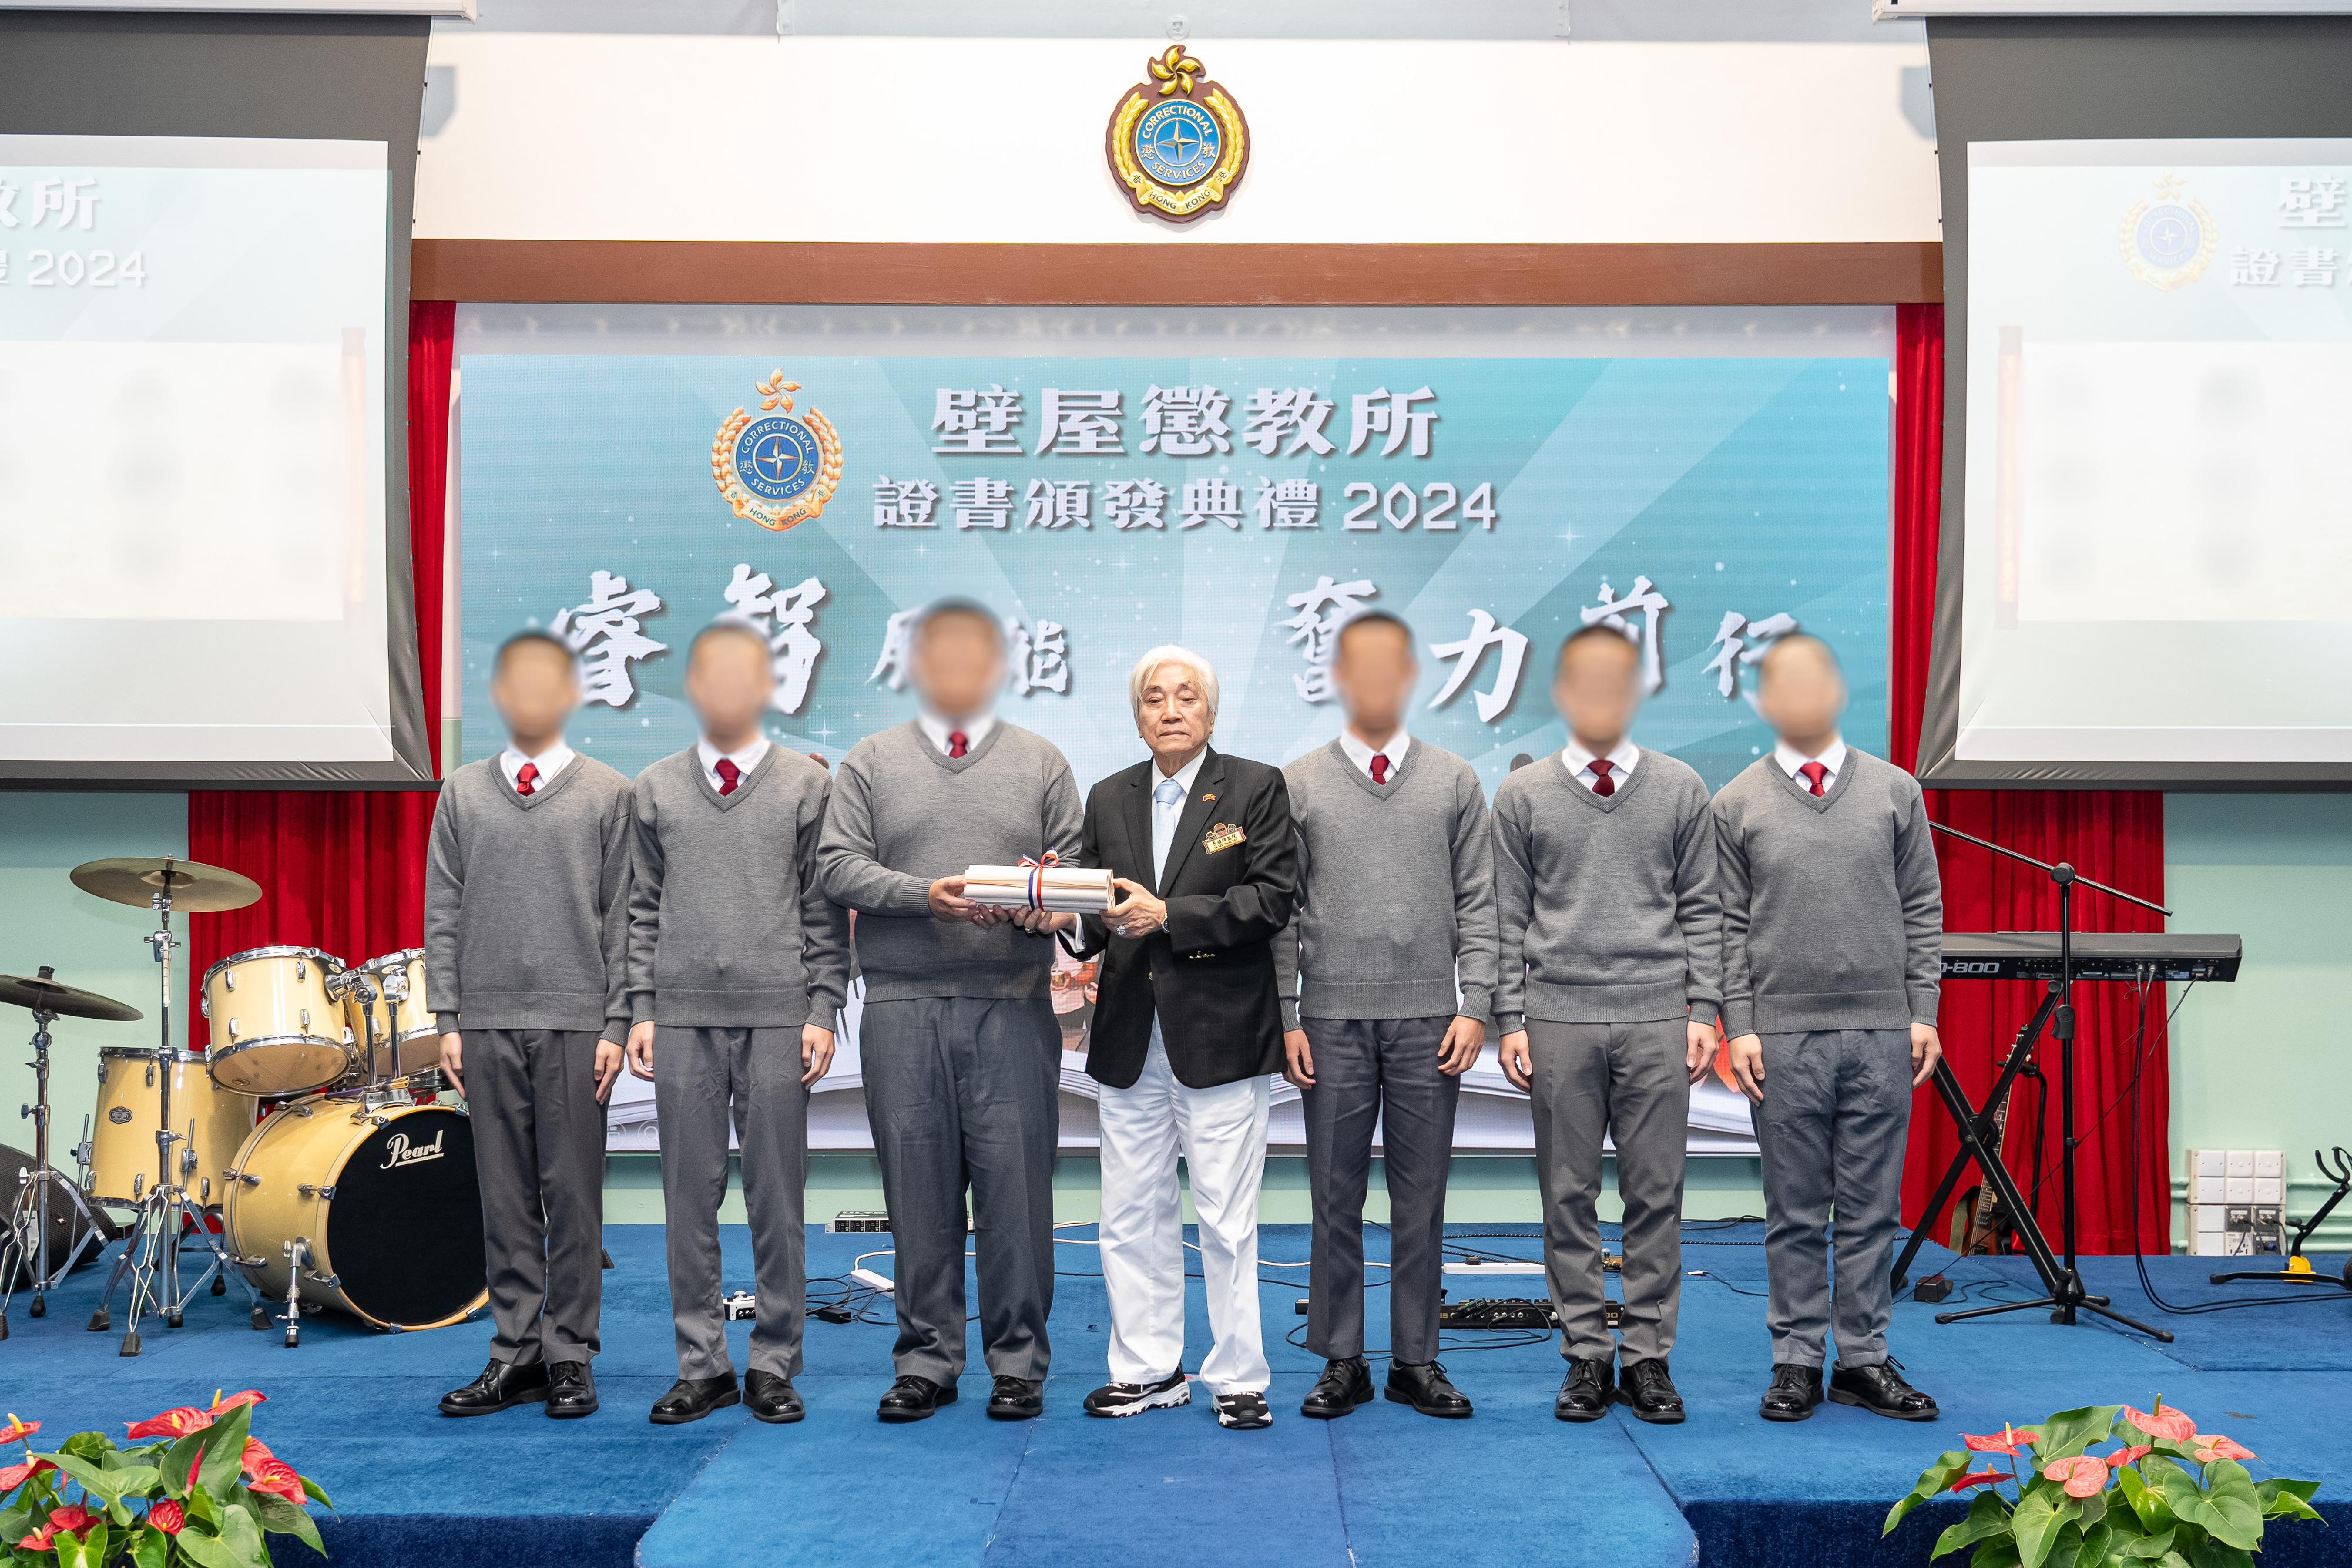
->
[1037,644,1297,1431]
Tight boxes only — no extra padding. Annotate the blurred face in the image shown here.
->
[1135,660,1213,771]
[1553,633,1642,750]
[490,641,579,745]
[684,628,775,740]
[1332,620,1416,740]
[911,611,1005,722]
[1756,640,1847,747]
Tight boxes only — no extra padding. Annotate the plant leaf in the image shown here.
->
[2118,1526,2179,1560]
[126,1524,166,1568]
[2253,1479,2324,1524]
[1895,1450,1979,1534]
[2042,1522,2086,1568]
[194,1407,250,1501]
[1935,1490,2016,1560]
[2186,1540,2253,1568]
[32,1452,128,1505]
[2172,1460,2263,1553]
[214,1500,269,1568]
[2014,1483,2086,1568]
[55,1436,113,1467]
[2031,1406,2124,1465]
[1971,1537,2024,1568]
[160,1432,205,1501]
[174,1523,242,1568]
[244,1491,323,1557]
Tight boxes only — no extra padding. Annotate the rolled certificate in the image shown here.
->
[962,862,1116,913]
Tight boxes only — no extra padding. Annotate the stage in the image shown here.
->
[4,1223,2344,1568]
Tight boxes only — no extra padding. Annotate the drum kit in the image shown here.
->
[0,856,486,1356]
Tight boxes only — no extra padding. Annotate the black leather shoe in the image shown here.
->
[650,1375,740,1426]
[1555,1357,1613,1423]
[877,1375,957,1423]
[987,1376,1043,1421]
[745,1369,805,1424]
[1760,1363,1825,1423]
[1828,1359,1939,1422]
[1385,1360,1473,1419]
[440,1358,549,1417]
[546,1360,599,1419]
[1615,1358,1684,1425]
[1301,1358,1375,1419]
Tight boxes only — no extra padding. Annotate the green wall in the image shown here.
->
[0,791,2341,1251]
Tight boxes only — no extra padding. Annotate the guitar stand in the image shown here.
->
[2209,1146,2352,1289]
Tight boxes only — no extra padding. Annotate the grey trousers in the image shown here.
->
[1750,1028,1913,1369]
[1300,1015,1459,1365]
[653,1025,808,1380]
[861,995,1060,1383]
[465,1028,607,1365]
[1528,1018,1690,1365]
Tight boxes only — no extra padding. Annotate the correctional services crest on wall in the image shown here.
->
[2119,173,2217,292]
[711,370,844,531]
[1106,46,1250,223]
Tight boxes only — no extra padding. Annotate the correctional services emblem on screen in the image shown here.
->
[2119,173,2217,292]
[1106,46,1250,223]
[710,370,844,531]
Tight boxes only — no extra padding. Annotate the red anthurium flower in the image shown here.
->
[2121,1401,2197,1443]
[208,1390,266,1415]
[2192,1435,2256,1463]
[246,1459,305,1506]
[20,1522,56,1551]
[148,1500,184,1537]
[125,1406,211,1440]
[240,1438,274,1476]
[1963,1424,2039,1456]
[0,1458,55,1492]
[0,1416,39,1445]
[2105,1446,2153,1469]
[1947,1470,2011,1492]
[45,1505,96,1540]
[2042,1455,2110,1499]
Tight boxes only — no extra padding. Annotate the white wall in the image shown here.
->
[415,35,1940,245]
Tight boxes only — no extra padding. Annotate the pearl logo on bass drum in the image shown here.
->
[379,1128,446,1171]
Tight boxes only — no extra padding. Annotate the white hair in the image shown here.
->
[1128,644,1220,720]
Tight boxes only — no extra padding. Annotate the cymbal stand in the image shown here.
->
[0,979,99,1334]
[88,874,222,1354]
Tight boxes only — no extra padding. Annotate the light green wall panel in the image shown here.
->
[0,793,192,1180]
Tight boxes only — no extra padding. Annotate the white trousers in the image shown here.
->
[1095,1032,1272,1395]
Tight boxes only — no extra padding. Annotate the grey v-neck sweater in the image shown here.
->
[424,753,636,1041]
[817,719,1084,1002]
[1709,748,1943,1039]
[625,745,851,1030]
[1492,748,1722,1031]
[1274,738,1498,1029]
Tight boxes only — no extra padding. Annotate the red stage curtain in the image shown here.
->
[185,302,456,1022]
[1890,303,2171,1255]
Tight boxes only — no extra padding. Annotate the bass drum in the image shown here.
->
[223,1096,486,1330]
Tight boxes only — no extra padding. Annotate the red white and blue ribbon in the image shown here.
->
[1017,851,1060,911]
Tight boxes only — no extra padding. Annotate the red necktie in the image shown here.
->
[514,761,539,797]
[1370,754,1390,785]
[948,731,969,760]
[1799,760,1828,798]
[715,757,741,797]
[1589,758,1615,798]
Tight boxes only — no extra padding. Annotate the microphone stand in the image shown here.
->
[1900,820,2174,1342]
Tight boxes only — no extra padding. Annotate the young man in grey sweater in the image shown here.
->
[624,623,851,1427]
[1278,611,1494,1422]
[1712,634,1944,1425]
[817,601,1084,1425]
[1495,624,1721,1426]
[428,631,634,1422]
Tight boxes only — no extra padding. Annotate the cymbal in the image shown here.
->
[68,857,262,915]
[0,974,142,1023]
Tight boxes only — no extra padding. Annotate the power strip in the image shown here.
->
[1292,1295,1617,1330]
[827,1211,891,1233]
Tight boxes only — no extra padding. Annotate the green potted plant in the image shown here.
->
[1885,1398,2321,1567]
[0,1391,329,1568]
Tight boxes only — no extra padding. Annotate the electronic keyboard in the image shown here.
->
[1939,932,2240,983]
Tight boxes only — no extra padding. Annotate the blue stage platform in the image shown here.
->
[4,1224,2344,1568]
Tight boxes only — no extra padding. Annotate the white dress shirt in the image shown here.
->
[697,734,771,793]
[1148,748,1208,885]
[499,740,575,793]
[1561,737,1640,794]
[1773,734,1848,793]
[1339,727,1411,782]
[918,710,997,757]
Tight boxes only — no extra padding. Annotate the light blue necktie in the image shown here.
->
[1150,776,1186,885]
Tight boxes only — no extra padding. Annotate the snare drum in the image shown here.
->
[201,947,352,1097]
[342,950,437,1077]
[222,1094,485,1330]
[87,1048,257,1209]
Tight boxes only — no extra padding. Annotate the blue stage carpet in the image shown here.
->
[4,1224,2345,1568]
